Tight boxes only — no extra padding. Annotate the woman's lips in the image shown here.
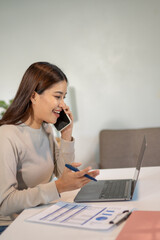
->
[53,110,60,118]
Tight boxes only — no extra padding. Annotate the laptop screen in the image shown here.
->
[132,136,147,194]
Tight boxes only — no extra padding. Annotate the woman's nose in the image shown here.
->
[58,98,65,108]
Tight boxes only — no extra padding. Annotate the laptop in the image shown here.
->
[74,136,147,202]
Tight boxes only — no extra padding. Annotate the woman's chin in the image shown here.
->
[50,119,57,124]
[43,119,57,125]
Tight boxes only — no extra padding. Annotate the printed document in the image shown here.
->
[27,201,132,230]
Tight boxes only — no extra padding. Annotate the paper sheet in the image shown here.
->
[27,201,132,231]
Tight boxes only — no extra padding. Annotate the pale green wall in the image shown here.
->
[0,0,160,168]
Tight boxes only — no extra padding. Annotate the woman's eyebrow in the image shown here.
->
[54,91,67,96]
[54,91,63,94]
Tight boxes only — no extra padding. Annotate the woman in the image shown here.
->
[0,62,99,232]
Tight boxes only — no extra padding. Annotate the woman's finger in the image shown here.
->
[87,170,100,178]
[76,167,92,178]
[70,162,82,168]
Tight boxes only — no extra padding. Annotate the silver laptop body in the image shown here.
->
[74,137,147,202]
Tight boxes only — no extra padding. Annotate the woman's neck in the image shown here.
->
[24,116,42,129]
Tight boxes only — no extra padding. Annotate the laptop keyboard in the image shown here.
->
[100,180,128,199]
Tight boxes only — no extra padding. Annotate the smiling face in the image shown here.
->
[27,80,67,128]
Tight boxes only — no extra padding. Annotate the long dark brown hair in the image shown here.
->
[0,62,68,126]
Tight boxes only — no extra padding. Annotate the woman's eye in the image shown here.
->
[54,95,66,100]
[55,96,61,99]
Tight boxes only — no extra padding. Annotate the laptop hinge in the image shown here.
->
[131,180,136,197]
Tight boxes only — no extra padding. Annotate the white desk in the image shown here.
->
[1,166,160,240]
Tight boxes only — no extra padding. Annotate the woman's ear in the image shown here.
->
[30,91,38,104]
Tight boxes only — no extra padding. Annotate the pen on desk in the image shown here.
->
[110,211,132,226]
[65,164,97,182]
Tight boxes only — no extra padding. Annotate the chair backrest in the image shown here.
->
[99,128,160,168]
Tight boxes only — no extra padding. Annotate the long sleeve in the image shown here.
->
[0,124,75,218]
[53,137,75,177]
[44,124,75,177]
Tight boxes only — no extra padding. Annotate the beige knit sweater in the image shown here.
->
[0,123,75,225]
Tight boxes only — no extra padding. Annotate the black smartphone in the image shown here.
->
[54,109,71,131]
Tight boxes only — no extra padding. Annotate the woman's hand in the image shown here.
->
[61,104,73,141]
[55,163,100,194]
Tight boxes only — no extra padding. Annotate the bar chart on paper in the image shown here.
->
[27,201,132,230]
